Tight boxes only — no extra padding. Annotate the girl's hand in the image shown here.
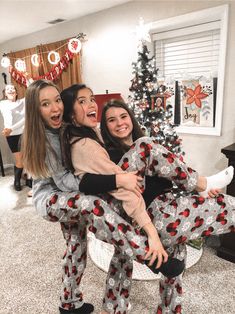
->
[143,222,168,269]
[145,234,168,269]
[116,171,143,197]
[207,188,221,198]
[2,128,12,137]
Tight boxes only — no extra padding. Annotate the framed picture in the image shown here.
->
[151,83,175,111]
[179,78,215,128]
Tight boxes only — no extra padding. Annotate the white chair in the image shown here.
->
[88,232,203,280]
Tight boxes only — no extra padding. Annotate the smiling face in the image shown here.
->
[39,86,64,129]
[5,84,17,102]
[105,107,133,145]
[73,88,98,128]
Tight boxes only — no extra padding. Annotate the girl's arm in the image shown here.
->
[80,173,116,194]
[80,172,142,196]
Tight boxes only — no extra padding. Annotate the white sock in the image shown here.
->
[199,166,234,198]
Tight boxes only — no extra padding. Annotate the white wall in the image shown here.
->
[0,0,234,175]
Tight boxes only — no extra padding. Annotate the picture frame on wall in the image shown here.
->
[152,81,176,121]
[179,78,216,128]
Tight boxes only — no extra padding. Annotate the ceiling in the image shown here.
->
[0,0,131,45]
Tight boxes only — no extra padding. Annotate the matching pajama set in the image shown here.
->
[33,130,235,314]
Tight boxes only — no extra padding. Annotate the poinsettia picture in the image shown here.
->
[180,79,214,127]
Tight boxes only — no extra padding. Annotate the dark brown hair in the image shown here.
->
[60,84,103,172]
[100,99,144,154]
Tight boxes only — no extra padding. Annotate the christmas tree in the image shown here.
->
[129,38,204,250]
[128,41,184,157]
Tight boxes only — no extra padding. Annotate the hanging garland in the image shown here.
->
[1,34,86,87]
[9,48,75,86]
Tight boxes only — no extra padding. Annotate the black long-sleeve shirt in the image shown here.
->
[80,146,172,207]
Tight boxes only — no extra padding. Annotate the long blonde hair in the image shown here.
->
[22,79,60,178]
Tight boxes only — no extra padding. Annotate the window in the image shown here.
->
[149,5,229,135]
[154,24,220,79]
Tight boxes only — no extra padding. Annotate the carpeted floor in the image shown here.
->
[0,167,234,314]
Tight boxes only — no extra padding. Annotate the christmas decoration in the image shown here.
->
[9,48,74,86]
[31,54,40,67]
[128,40,184,157]
[135,17,151,42]
[68,38,82,53]
[47,51,60,65]
[1,54,10,68]
[1,33,86,84]
[14,59,26,72]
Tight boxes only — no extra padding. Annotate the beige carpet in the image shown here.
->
[0,167,235,314]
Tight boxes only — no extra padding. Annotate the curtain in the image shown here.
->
[8,37,82,98]
[8,47,37,98]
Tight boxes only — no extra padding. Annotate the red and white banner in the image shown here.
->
[10,49,75,86]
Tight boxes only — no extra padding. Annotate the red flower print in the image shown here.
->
[176,283,183,294]
[125,266,132,277]
[174,304,182,313]
[177,235,187,244]
[186,84,208,108]
[120,288,129,298]
[201,226,214,236]
[121,157,129,170]
[107,289,117,300]
[179,208,190,217]
[49,194,58,205]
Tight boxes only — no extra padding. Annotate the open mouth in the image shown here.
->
[51,114,61,123]
[87,111,97,119]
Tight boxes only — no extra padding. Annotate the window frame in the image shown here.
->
[148,4,229,136]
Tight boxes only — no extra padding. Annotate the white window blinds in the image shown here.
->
[153,22,220,80]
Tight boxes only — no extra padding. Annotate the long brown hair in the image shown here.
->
[22,79,60,178]
[60,84,103,172]
[100,99,144,154]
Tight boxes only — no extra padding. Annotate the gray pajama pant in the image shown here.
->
[103,137,235,314]
[47,137,234,313]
